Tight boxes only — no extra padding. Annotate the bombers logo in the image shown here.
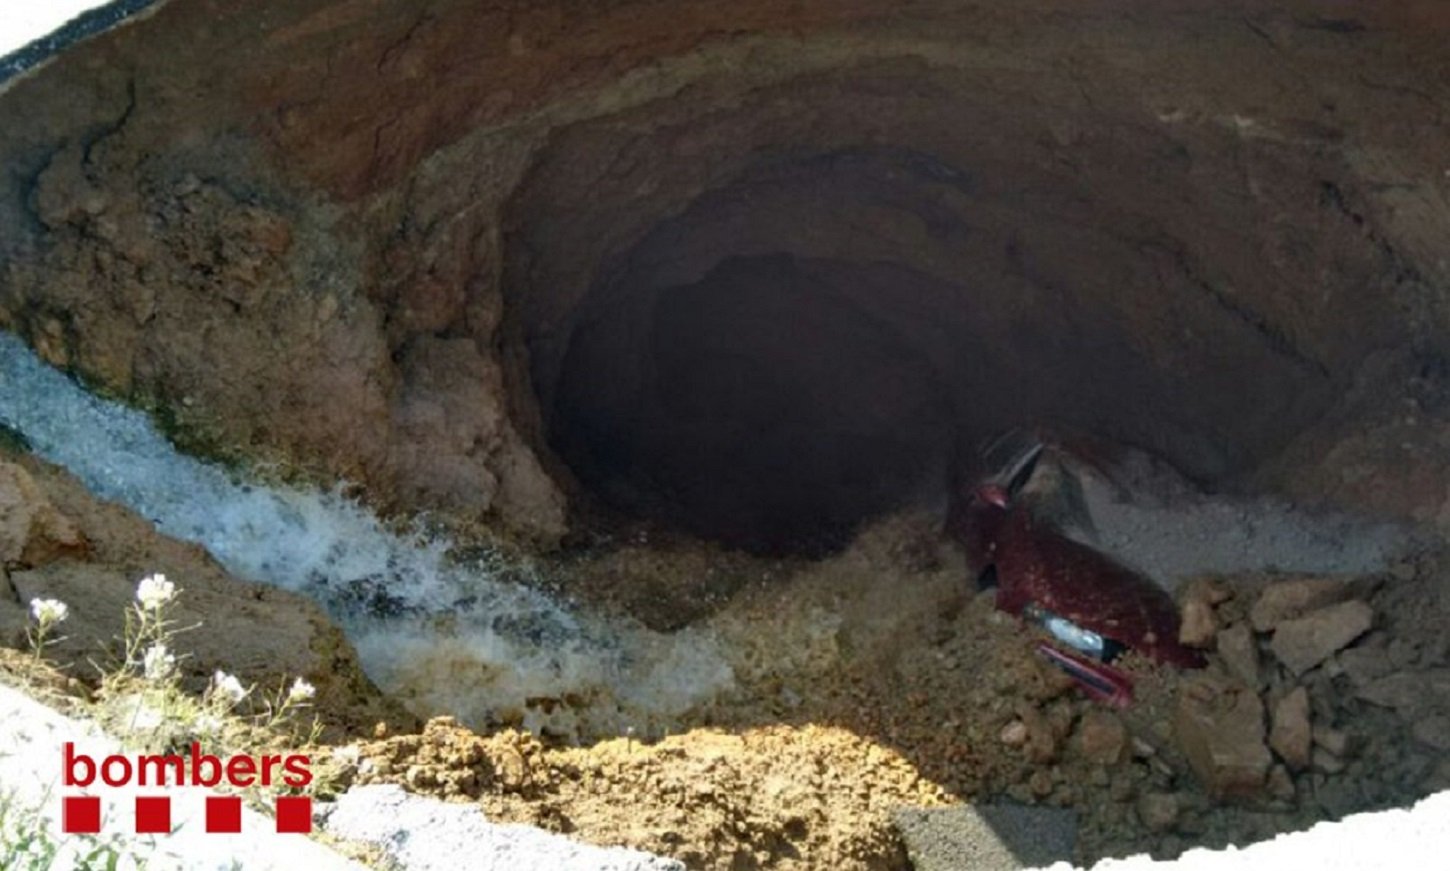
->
[61,742,313,834]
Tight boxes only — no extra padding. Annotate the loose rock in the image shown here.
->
[893,803,1078,871]
[1313,748,1347,775]
[1017,706,1059,764]
[1267,764,1296,800]
[999,720,1029,747]
[1217,624,1262,689]
[1387,638,1420,670]
[1075,711,1128,766]
[1028,769,1054,798]
[1312,726,1349,757]
[1270,601,1374,676]
[1135,792,1180,833]
[1355,672,1424,711]
[1338,645,1394,687]
[1250,578,1350,632]
[1269,687,1312,770]
[1182,577,1233,607]
[1174,679,1272,799]
[1179,599,1217,649]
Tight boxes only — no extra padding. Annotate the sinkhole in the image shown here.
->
[3,3,1450,866]
[509,124,1398,554]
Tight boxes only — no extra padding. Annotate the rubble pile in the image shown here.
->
[1173,570,1450,801]
[336,524,1450,870]
[1066,564,1450,858]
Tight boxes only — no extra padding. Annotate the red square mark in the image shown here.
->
[134,796,171,834]
[274,795,312,833]
[62,795,101,834]
[206,795,242,833]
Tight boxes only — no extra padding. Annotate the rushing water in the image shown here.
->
[0,332,733,738]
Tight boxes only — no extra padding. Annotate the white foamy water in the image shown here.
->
[0,332,732,738]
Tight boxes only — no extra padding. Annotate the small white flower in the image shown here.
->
[29,598,69,624]
[194,714,224,736]
[141,642,175,681]
[286,677,316,703]
[212,670,248,705]
[135,573,176,610]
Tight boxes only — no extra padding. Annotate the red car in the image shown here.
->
[947,435,1205,706]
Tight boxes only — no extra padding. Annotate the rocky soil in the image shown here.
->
[1,373,1443,870]
[340,510,1450,870]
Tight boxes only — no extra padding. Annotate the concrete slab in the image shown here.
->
[894,801,1079,871]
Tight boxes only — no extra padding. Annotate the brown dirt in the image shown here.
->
[355,718,945,870]
[5,437,1443,869]
[348,511,1450,870]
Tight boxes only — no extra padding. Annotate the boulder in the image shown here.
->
[1174,679,1272,799]
[1250,579,1351,632]
[1270,601,1373,676]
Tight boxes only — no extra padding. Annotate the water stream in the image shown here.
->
[0,332,733,739]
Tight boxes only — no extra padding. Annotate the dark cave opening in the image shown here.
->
[510,103,1395,553]
[552,253,958,552]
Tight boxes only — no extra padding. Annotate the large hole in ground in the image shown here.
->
[480,69,1445,862]
[6,7,1450,869]
[553,250,958,553]
[510,94,1395,552]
